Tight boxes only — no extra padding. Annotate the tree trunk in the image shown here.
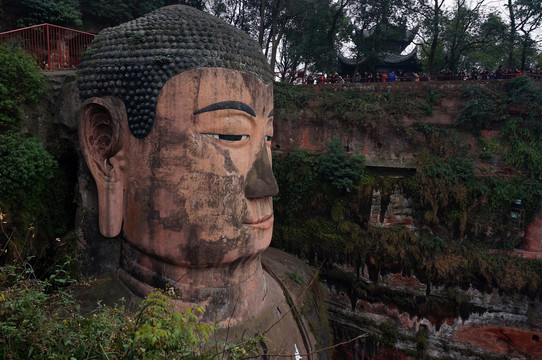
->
[270,17,287,73]
[428,0,441,75]
[520,35,528,71]
[507,0,516,68]
[258,0,266,47]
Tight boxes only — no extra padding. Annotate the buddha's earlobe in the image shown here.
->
[78,97,127,237]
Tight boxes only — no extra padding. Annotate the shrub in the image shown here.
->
[455,85,496,135]
[0,132,56,207]
[0,44,75,270]
[318,137,365,192]
[0,262,261,360]
[0,44,44,132]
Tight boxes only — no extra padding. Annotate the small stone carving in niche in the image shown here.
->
[77,5,318,357]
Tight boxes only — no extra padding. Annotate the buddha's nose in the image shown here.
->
[245,144,279,199]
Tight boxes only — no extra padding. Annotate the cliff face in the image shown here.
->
[273,80,503,168]
[324,186,541,359]
[30,74,542,360]
[272,80,542,359]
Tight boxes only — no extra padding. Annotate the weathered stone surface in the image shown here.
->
[77,5,272,138]
[73,5,327,358]
[31,69,542,359]
[523,210,542,253]
[70,248,331,359]
[325,264,542,360]
[369,189,416,230]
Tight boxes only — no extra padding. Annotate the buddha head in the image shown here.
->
[77,5,278,322]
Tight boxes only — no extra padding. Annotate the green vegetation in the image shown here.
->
[274,83,440,131]
[0,44,45,132]
[0,261,261,360]
[272,77,542,301]
[0,44,76,276]
[455,85,497,135]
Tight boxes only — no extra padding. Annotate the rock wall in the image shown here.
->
[273,80,507,169]
[326,266,542,360]
[326,187,542,360]
[30,73,542,359]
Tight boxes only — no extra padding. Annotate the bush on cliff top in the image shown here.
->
[0,44,44,132]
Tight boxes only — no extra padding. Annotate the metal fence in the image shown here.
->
[0,23,95,70]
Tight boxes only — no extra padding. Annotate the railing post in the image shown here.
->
[46,24,51,70]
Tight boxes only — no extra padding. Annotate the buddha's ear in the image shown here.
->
[78,97,127,237]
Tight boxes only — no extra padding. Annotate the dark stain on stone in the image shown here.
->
[258,338,269,359]
[208,141,236,173]
[245,144,278,198]
[151,272,168,290]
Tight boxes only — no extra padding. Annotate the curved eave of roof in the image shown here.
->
[361,24,419,43]
[339,54,366,66]
[339,47,417,66]
[383,47,417,64]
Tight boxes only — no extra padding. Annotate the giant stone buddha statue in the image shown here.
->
[77,4,321,357]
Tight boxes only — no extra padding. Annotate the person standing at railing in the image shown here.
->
[354,72,361,83]
[471,68,479,80]
[317,74,326,84]
[388,70,396,82]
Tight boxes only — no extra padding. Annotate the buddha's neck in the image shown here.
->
[118,240,267,325]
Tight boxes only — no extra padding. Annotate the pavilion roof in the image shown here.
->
[339,46,418,66]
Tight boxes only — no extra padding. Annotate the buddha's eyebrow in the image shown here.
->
[193,101,255,117]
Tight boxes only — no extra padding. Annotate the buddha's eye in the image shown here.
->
[204,134,248,141]
[265,135,272,142]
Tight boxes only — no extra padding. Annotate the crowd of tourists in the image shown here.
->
[302,66,542,84]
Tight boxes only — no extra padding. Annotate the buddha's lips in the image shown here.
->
[244,214,274,229]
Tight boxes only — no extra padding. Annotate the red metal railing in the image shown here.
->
[0,24,95,70]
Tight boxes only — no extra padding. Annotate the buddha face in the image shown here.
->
[80,67,277,270]
[121,67,277,267]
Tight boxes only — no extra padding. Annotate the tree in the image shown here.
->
[80,0,166,29]
[1,0,82,30]
[504,0,542,70]
[440,0,491,73]
[279,0,350,75]
[0,44,55,214]
[264,0,299,72]
[324,0,352,73]
[0,44,45,132]
[209,0,260,36]
[467,13,509,71]
[410,0,447,75]
[515,0,542,70]
[318,137,365,192]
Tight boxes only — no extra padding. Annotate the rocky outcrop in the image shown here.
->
[370,189,416,231]
[325,266,542,360]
